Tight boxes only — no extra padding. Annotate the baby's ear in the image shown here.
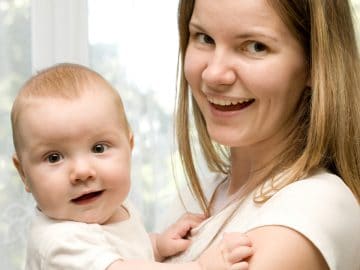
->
[12,154,31,193]
[129,132,134,150]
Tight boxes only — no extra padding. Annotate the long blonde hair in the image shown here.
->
[175,0,360,215]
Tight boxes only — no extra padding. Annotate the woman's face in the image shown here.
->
[184,0,309,149]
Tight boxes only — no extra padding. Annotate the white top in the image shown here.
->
[25,201,154,270]
[166,170,360,270]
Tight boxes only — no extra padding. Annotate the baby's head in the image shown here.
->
[11,63,134,224]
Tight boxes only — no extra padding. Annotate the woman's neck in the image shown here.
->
[228,132,291,195]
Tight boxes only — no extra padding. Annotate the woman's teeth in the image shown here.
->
[207,96,255,111]
[207,96,254,106]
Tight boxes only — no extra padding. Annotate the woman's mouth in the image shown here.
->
[71,190,104,204]
[208,97,255,112]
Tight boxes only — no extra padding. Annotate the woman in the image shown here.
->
[167,0,360,269]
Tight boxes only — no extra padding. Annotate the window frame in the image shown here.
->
[31,0,89,72]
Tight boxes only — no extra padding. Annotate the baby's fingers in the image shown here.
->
[230,261,249,270]
[182,212,207,224]
[172,213,206,238]
[221,232,253,266]
[226,246,253,263]
[222,232,252,248]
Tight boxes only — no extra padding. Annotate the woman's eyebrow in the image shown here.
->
[189,21,279,43]
[234,32,279,43]
[188,21,206,32]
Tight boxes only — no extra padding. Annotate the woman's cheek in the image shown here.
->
[184,48,205,84]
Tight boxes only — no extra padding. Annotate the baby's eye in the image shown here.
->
[197,33,214,45]
[245,41,268,55]
[92,144,108,153]
[46,153,62,163]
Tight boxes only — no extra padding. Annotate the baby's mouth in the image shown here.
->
[71,190,104,204]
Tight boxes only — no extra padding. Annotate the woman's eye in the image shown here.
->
[46,153,62,163]
[197,33,214,45]
[92,144,108,153]
[246,41,268,54]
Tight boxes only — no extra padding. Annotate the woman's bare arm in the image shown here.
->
[246,225,329,270]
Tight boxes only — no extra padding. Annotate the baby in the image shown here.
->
[11,63,253,270]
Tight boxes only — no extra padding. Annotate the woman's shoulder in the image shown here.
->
[257,169,360,238]
[280,168,356,196]
[246,170,360,270]
[269,169,359,214]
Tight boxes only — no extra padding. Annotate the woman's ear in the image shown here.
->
[12,154,31,193]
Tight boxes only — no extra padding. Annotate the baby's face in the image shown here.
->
[14,90,132,224]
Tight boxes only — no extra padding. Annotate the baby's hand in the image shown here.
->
[153,212,206,261]
[197,232,253,270]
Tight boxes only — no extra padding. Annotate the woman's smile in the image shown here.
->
[208,96,255,112]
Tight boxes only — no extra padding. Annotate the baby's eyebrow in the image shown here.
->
[27,141,59,153]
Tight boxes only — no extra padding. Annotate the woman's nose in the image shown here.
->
[69,158,96,184]
[202,50,236,88]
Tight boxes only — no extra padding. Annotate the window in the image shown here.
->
[0,1,31,269]
[88,0,180,230]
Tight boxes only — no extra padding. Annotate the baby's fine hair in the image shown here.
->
[11,63,130,153]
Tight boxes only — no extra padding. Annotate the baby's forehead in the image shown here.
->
[14,93,129,148]
[17,85,118,110]
[20,89,121,118]
[16,88,125,127]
